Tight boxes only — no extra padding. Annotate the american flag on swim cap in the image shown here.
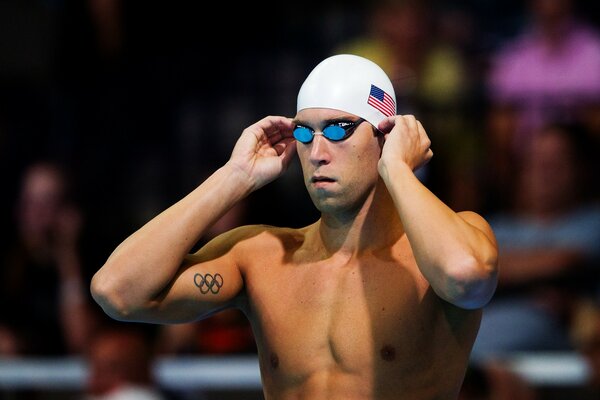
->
[367,84,395,117]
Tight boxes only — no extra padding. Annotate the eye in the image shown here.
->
[293,125,315,143]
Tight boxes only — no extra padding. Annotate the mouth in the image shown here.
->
[311,175,336,186]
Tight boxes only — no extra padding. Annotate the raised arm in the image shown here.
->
[377,115,498,310]
[91,116,296,323]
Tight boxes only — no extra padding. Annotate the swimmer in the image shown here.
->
[91,54,498,400]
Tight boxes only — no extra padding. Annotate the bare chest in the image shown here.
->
[244,255,438,378]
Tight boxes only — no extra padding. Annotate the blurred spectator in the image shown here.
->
[0,160,96,355]
[481,103,521,212]
[459,361,538,400]
[471,122,600,360]
[571,300,600,398]
[420,5,487,214]
[85,325,166,400]
[156,200,256,355]
[335,0,434,113]
[157,307,256,356]
[486,0,600,157]
[336,1,489,213]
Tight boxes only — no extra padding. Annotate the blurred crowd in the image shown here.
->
[1,0,599,399]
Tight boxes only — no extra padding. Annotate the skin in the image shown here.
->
[91,110,498,399]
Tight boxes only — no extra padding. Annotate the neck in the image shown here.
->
[311,180,404,257]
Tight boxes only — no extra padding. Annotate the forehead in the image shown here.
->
[294,108,359,124]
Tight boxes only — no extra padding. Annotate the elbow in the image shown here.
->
[442,254,499,310]
[90,268,137,321]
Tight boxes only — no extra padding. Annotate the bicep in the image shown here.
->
[142,235,246,324]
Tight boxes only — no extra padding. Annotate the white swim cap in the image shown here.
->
[297,54,396,127]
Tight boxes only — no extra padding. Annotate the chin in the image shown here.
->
[312,195,359,216]
[307,183,371,216]
[310,193,339,213]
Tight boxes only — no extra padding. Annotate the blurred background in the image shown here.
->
[1,0,599,399]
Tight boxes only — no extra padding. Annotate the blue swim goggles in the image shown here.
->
[293,118,366,144]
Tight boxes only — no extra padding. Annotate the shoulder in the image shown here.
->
[194,224,307,260]
[235,224,307,255]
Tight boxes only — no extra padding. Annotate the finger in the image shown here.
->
[425,148,433,163]
[281,118,296,138]
[377,116,398,134]
[271,135,293,154]
[405,115,428,146]
[256,116,295,136]
[266,125,294,139]
[266,131,284,144]
[243,118,293,147]
[275,138,297,168]
[403,114,418,132]
[423,138,432,151]
[416,120,426,135]
[415,120,432,149]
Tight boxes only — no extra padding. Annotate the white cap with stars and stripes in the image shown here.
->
[296,54,396,127]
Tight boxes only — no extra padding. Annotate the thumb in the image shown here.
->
[377,116,396,134]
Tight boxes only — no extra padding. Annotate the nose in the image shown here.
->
[308,134,331,166]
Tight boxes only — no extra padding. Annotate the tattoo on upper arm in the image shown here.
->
[194,273,224,294]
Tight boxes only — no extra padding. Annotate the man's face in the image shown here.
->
[520,127,579,211]
[294,108,383,215]
[18,165,65,237]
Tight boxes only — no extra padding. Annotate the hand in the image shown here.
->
[227,116,297,190]
[377,115,433,178]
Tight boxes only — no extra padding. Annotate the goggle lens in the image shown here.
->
[293,119,365,144]
[293,126,314,143]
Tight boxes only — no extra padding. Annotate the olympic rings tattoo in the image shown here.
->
[194,273,224,294]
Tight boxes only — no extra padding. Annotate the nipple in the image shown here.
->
[380,345,396,362]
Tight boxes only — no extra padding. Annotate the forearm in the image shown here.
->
[91,164,253,316]
[382,163,498,308]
